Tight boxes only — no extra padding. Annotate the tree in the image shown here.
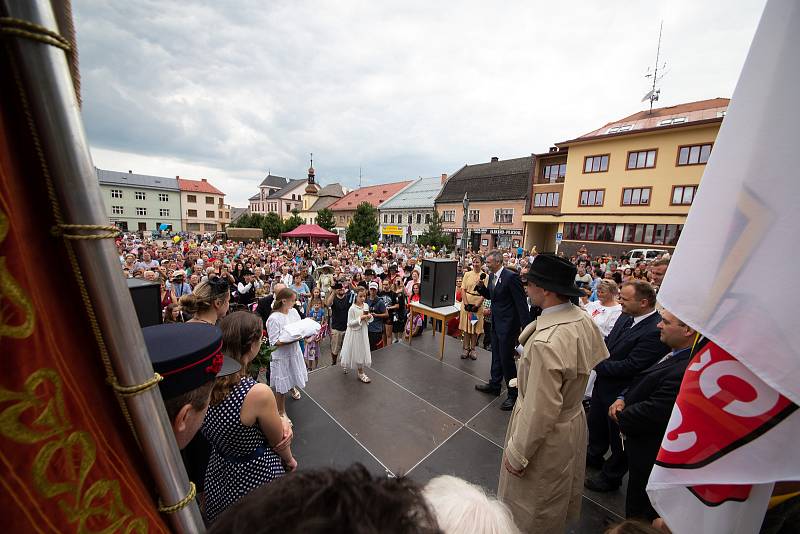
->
[282,209,304,233]
[417,210,451,249]
[261,212,283,239]
[346,202,379,246]
[316,208,336,232]
[229,212,264,229]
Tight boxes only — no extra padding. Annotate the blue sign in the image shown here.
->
[556,232,563,244]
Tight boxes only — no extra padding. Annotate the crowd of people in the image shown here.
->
[118,232,793,533]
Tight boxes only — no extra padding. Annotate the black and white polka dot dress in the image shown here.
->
[201,376,285,522]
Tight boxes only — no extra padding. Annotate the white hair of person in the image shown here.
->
[423,475,520,534]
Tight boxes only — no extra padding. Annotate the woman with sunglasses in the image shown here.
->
[180,278,231,325]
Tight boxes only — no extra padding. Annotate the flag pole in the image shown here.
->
[1,0,204,530]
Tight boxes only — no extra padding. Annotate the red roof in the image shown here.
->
[561,98,730,145]
[177,177,225,195]
[280,224,339,243]
[329,180,412,211]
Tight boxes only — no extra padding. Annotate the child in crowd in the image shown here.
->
[304,294,327,371]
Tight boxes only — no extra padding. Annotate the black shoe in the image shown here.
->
[500,397,516,411]
[475,384,501,395]
[586,454,605,470]
[584,474,621,492]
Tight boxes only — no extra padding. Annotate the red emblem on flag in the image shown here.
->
[656,341,797,470]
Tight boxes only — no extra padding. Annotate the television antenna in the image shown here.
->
[641,21,668,113]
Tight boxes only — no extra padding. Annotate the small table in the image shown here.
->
[407,302,460,360]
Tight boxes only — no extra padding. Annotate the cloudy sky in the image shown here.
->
[74,0,766,206]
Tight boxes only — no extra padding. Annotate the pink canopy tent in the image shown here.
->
[280,224,339,244]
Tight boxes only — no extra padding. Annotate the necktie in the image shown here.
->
[489,273,497,293]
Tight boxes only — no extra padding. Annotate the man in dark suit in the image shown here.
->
[611,308,696,520]
[585,279,669,491]
[474,250,531,410]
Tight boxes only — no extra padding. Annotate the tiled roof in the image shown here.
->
[230,207,249,222]
[329,180,412,211]
[177,178,225,195]
[380,177,442,210]
[564,98,730,144]
[316,183,345,197]
[248,193,260,201]
[436,156,532,203]
[267,179,306,199]
[259,174,291,188]
[308,195,340,212]
[96,168,179,190]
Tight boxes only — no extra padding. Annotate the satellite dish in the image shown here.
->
[641,89,654,103]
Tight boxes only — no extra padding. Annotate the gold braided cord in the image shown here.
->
[0,17,71,51]
[157,482,196,514]
[6,49,140,444]
[53,223,121,240]
[109,373,164,397]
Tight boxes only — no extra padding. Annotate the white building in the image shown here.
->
[378,175,445,243]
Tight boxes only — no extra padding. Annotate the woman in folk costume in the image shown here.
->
[498,255,608,533]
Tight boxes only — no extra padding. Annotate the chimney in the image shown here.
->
[549,146,558,153]
[440,173,448,184]
[201,178,207,182]
[128,169,132,173]
[491,156,499,162]
[176,175,180,179]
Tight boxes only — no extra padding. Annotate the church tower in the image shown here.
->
[305,153,320,194]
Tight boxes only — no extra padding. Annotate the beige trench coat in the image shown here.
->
[498,304,609,533]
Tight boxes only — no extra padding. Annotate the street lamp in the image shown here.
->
[461,192,469,261]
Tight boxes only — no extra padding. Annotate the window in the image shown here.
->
[134,191,145,200]
[627,149,657,169]
[135,207,146,216]
[533,192,560,207]
[206,210,215,218]
[542,163,566,183]
[416,214,422,224]
[159,208,170,217]
[205,196,214,204]
[383,214,388,223]
[158,193,169,202]
[425,213,431,224]
[407,214,412,224]
[339,215,344,222]
[111,205,123,214]
[494,208,513,224]
[187,223,200,231]
[218,211,223,219]
[579,189,604,206]
[622,187,651,206]
[658,117,688,126]
[188,209,198,217]
[562,222,684,245]
[285,203,291,212]
[671,185,697,205]
[468,209,480,222]
[677,143,712,166]
[441,210,456,223]
[390,214,395,223]
[111,189,123,198]
[583,154,609,173]
[187,195,196,203]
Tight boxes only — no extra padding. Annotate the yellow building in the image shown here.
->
[523,98,729,256]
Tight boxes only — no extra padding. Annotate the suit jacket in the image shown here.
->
[617,349,693,479]
[474,268,530,338]
[592,312,670,404]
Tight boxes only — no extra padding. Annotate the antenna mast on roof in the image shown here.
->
[359,166,362,188]
[642,21,667,113]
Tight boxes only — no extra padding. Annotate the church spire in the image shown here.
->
[305,152,319,194]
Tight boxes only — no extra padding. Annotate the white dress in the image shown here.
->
[266,308,308,394]
[339,303,372,370]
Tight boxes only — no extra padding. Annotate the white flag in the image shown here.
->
[650,0,800,532]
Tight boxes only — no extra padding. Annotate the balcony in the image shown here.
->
[534,175,565,185]
[528,182,564,215]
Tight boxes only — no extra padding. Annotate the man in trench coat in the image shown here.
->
[498,255,609,533]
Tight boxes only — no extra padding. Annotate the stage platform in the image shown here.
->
[286,331,626,533]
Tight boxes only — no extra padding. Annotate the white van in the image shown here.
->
[626,248,667,264]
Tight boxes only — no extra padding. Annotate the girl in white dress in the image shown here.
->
[267,287,308,418]
[339,287,373,383]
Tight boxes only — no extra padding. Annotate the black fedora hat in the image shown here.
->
[521,254,583,297]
